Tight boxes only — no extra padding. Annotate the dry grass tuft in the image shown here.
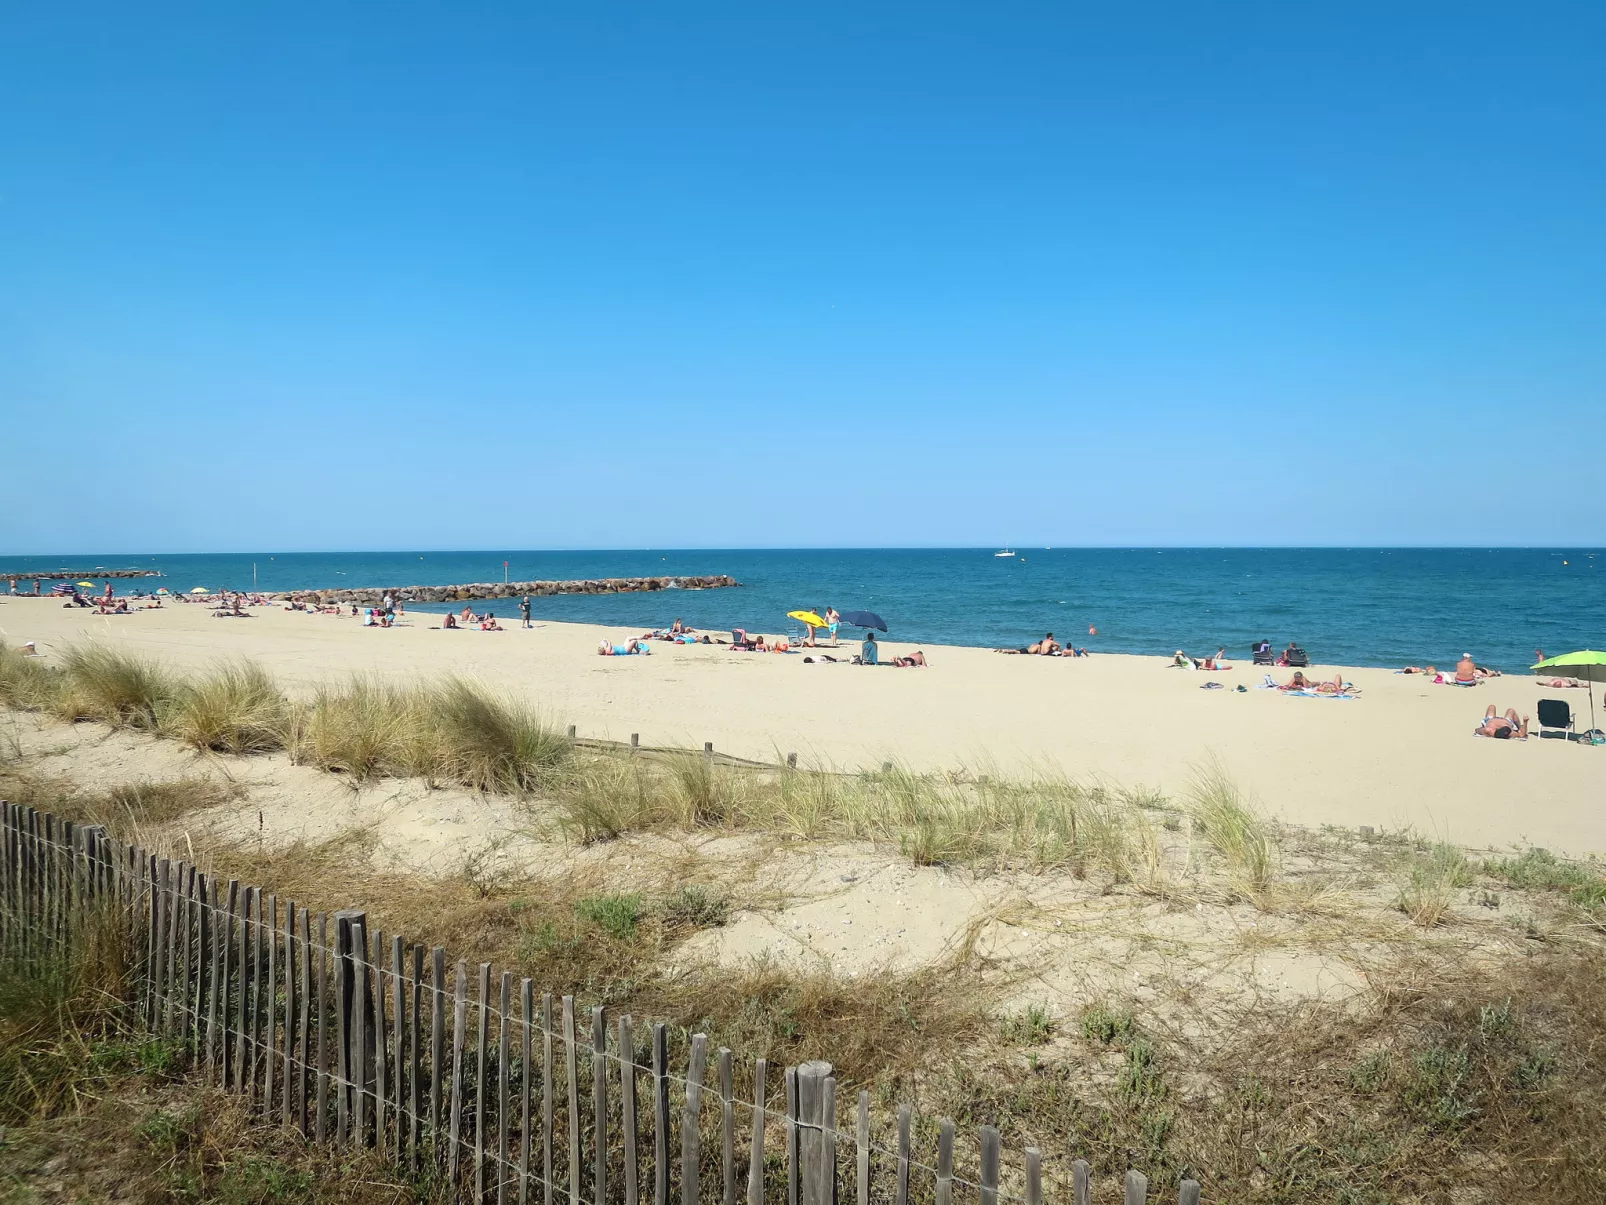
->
[1188,761,1277,904]
[57,644,177,730]
[425,677,570,793]
[1396,842,1475,926]
[166,659,289,754]
[0,639,67,712]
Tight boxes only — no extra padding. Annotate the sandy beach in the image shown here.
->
[3,595,1601,854]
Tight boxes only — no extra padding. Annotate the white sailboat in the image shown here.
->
[994,549,1016,557]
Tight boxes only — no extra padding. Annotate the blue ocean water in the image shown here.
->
[2,549,1600,673]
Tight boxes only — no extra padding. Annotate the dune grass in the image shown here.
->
[1,641,1192,875]
[0,901,134,1127]
[57,644,177,730]
[0,639,67,712]
[1187,761,1277,904]
[1397,842,1476,926]
[166,658,289,754]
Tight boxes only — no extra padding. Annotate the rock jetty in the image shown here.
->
[2,569,163,581]
[270,574,739,606]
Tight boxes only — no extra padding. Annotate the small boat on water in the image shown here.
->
[994,549,1016,558]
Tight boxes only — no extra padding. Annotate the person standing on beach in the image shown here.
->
[520,596,532,628]
[33,579,40,595]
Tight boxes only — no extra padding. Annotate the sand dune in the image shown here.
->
[3,596,1601,854]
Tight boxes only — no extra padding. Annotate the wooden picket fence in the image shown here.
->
[0,800,1201,1205]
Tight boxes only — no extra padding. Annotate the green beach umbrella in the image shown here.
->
[1531,650,1606,737]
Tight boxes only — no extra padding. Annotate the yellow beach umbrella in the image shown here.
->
[76,581,95,588]
[787,610,826,628]
[190,586,210,594]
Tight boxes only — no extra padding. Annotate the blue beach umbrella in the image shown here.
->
[839,610,887,632]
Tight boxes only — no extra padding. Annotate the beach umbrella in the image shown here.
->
[838,610,888,631]
[156,588,169,595]
[1531,650,1606,737]
[787,610,827,628]
[190,586,210,594]
[76,581,95,588]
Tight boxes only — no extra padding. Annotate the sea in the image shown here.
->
[2,549,1600,674]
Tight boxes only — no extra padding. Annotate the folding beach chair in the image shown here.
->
[1285,645,1310,668]
[1537,699,1575,741]
[1252,641,1275,666]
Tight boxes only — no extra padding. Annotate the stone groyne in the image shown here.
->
[270,574,740,606]
[2,569,163,581]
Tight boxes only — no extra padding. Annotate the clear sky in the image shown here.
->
[2,3,1602,553]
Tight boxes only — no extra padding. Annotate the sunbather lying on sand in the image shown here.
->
[598,639,650,656]
[1475,706,1529,739]
[891,651,928,667]
[995,634,1059,655]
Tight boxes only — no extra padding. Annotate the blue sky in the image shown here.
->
[2,2,1602,553]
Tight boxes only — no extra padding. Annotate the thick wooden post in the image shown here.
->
[681,1035,709,1205]
[747,1060,768,1205]
[592,1006,608,1205]
[797,1061,834,1205]
[978,1126,1000,1205]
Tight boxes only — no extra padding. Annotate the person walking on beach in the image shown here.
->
[520,596,532,629]
[32,579,40,595]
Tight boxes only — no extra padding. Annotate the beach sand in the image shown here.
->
[4,596,1602,854]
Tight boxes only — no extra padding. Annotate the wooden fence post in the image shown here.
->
[719,1048,735,1205]
[448,961,469,1191]
[433,947,448,1153]
[1124,1170,1147,1205]
[393,936,407,1166]
[411,945,425,1168]
[797,1061,834,1205]
[543,993,555,1205]
[1025,1147,1042,1205]
[978,1126,1000,1205]
[564,996,579,1205]
[592,1006,608,1205]
[316,913,330,1144]
[894,1105,911,1205]
[1072,1160,1090,1205]
[682,1034,708,1205]
[856,1090,870,1205]
[1178,1180,1200,1205]
[333,909,369,1146]
[621,1014,638,1205]
[652,1023,669,1205]
[935,1119,954,1205]
[747,1059,767,1205]
[476,963,492,1205]
[521,981,536,1204]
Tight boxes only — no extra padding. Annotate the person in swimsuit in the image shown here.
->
[891,650,928,667]
[1475,707,1529,739]
[1455,654,1478,685]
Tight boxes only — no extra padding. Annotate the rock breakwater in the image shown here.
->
[271,574,739,606]
[2,569,163,581]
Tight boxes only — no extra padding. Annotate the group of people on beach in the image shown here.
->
[995,632,1090,657]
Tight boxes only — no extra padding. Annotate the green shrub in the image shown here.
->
[574,893,643,941]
